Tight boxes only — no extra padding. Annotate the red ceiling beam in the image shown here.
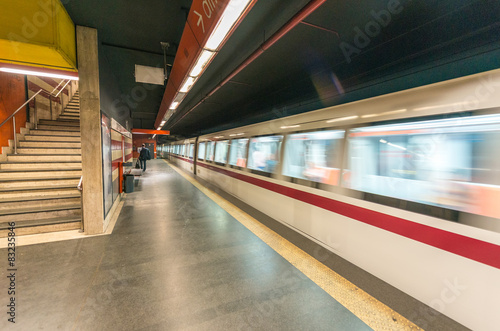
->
[155,0,258,129]
[132,129,170,135]
[168,0,328,129]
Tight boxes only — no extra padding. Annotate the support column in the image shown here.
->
[77,26,104,235]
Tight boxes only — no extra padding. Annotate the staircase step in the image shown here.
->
[0,216,81,231]
[59,116,80,121]
[35,125,80,132]
[24,135,80,142]
[0,195,81,210]
[0,162,81,170]
[0,177,80,189]
[7,154,82,162]
[62,109,80,115]
[30,130,80,136]
[60,113,80,118]
[0,186,79,199]
[0,169,81,180]
[38,119,80,127]
[0,205,81,222]
[19,141,81,148]
[16,147,81,155]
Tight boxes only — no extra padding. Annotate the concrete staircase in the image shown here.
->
[0,92,82,236]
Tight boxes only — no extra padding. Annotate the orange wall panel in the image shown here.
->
[0,72,26,148]
[132,136,157,159]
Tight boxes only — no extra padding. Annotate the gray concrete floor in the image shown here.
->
[1,160,376,330]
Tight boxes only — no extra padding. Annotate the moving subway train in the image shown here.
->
[160,69,500,330]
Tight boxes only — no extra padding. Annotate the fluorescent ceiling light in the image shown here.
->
[190,50,215,77]
[169,93,186,110]
[179,76,197,93]
[160,121,166,126]
[0,67,79,80]
[281,125,301,129]
[361,109,407,119]
[326,115,358,123]
[413,103,463,112]
[205,0,252,51]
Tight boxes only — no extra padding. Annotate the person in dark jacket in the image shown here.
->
[139,143,151,172]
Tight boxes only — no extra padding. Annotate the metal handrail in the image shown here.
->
[0,79,69,130]
[0,79,71,154]
[0,89,42,129]
[77,175,84,232]
[55,79,71,98]
[77,176,83,191]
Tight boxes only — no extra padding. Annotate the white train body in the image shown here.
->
[161,69,500,331]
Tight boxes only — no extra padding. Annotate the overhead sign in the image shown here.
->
[135,65,165,85]
[187,0,229,46]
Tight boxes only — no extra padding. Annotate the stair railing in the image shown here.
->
[77,175,84,232]
[0,79,71,154]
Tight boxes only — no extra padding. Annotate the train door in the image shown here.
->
[193,137,199,175]
[145,143,155,159]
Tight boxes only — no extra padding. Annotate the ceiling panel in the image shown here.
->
[166,0,500,136]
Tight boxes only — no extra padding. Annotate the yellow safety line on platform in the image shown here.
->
[165,160,423,331]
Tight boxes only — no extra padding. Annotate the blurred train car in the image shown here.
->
[162,69,500,330]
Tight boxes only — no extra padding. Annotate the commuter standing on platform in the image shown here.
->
[139,143,151,172]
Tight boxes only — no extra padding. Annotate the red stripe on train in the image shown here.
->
[184,158,500,270]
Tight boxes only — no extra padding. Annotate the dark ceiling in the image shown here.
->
[63,0,193,129]
[64,0,500,140]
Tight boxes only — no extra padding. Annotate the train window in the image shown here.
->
[189,144,194,159]
[344,114,500,219]
[215,140,229,164]
[248,135,283,173]
[206,141,215,162]
[181,144,186,157]
[283,130,344,185]
[229,138,249,167]
[198,142,206,160]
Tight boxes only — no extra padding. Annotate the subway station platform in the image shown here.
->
[0,159,467,330]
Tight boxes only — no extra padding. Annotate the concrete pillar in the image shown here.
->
[77,26,104,235]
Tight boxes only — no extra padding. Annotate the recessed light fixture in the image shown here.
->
[205,0,253,51]
[0,67,79,80]
[361,109,407,119]
[326,115,359,123]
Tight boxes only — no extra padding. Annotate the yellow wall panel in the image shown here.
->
[0,0,77,71]
[55,0,76,68]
